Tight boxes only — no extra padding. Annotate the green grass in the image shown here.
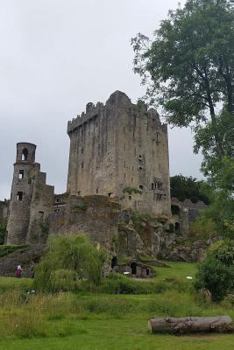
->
[156,261,197,280]
[0,276,33,293]
[0,262,233,350]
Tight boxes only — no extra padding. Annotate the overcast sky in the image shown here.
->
[0,0,203,199]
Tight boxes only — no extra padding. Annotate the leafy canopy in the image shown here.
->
[132,0,234,122]
[195,240,234,301]
[34,234,106,292]
[170,175,210,204]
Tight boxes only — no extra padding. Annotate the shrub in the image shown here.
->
[0,224,6,245]
[0,245,28,257]
[34,234,106,292]
[123,187,142,195]
[50,269,79,292]
[189,217,217,241]
[195,240,234,301]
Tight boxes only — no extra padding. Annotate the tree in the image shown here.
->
[131,0,234,159]
[34,234,106,292]
[170,175,210,204]
[195,240,234,301]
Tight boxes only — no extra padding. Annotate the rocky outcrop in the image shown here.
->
[0,244,45,277]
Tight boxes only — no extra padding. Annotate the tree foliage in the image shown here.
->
[132,0,234,159]
[170,175,210,204]
[195,240,234,301]
[0,224,6,245]
[34,234,106,292]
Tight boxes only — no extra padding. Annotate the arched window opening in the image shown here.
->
[22,148,28,161]
[111,256,118,269]
[131,262,137,275]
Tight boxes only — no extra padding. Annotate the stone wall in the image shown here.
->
[171,198,207,235]
[48,195,175,259]
[0,200,8,225]
[6,143,54,245]
[49,195,120,251]
[67,91,171,217]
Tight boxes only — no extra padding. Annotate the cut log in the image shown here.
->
[148,316,233,335]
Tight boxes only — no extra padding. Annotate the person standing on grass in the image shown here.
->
[16,265,22,278]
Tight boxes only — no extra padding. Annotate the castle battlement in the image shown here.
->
[67,91,167,135]
[67,102,104,134]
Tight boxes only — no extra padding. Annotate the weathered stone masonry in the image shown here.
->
[67,91,171,217]
[6,143,54,245]
[6,91,171,246]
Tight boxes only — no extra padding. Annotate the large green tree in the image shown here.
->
[132,0,234,160]
[170,175,210,204]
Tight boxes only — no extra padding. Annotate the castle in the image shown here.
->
[4,91,172,246]
[67,91,170,216]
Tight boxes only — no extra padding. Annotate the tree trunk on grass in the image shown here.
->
[148,316,233,335]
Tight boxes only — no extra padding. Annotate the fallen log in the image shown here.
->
[148,316,233,335]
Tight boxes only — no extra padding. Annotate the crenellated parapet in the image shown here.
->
[67,90,166,135]
[67,101,104,134]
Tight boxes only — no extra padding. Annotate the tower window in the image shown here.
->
[18,170,24,180]
[156,132,160,145]
[22,148,28,161]
[17,192,23,201]
[139,185,143,191]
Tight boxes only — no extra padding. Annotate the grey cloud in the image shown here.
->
[0,0,202,199]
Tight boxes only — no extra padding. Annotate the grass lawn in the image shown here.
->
[0,262,233,350]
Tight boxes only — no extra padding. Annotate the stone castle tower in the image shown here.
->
[67,91,171,216]
[6,143,54,245]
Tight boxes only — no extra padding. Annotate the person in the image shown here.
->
[16,265,22,278]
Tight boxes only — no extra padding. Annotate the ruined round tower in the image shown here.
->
[6,143,37,244]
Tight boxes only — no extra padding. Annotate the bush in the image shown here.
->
[189,217,217,241]
[50,269,79,292]
[0,224,6,245]
[0,245,28,258]
[195,240,234,301]
[34,234,106,292]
